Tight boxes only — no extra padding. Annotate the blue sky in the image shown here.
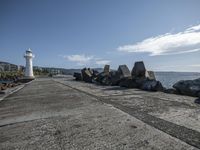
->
[1,0,200,72]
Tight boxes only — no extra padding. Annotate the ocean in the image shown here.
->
[155,72,200,88]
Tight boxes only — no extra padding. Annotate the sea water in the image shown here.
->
[155,72,200,88]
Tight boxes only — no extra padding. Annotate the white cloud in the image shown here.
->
[118,24,200,56]
[186,24,200,32]
[95,60,110,65]
[188,64,200,67]
[65,54,94,65]
[62,54,110,66]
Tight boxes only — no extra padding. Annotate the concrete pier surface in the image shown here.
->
[0,77,200,150]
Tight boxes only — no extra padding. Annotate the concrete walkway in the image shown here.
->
[0,77,199,150]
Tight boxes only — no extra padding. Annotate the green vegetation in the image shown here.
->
[0,71,24,81]
[33,68,49,76]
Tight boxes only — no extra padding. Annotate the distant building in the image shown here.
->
[46,68,61,74]
[33,66,42,71]
[0,61,19,72]
[33,66,62,75]
[18,65,25,72]
[33,66,84,75]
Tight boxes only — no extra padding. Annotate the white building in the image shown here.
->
[0,61,19,72]
[24,48,35,79]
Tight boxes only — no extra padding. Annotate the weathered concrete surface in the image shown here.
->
[0,84,25,101]
[0,77,199,150]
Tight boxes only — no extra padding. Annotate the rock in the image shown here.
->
[194,98,200,104]
[173,78,200,97]
[164,88,179,94]
[110,71,120,86]
[141,80,164,91]
[117,65,133,87]
[119,78,137,88]
[101,76,112,85]
[1,83,7,90]
[103,65,110,75]
[73,72,83,81]
[92,70,99,78]
[145,71,156,80]
[88,68,94,76]
[194,93,200,104]
[81,68,93,83]
[0,83,2,91]
[96,72,105,83]
[7,83,13,88]
[88,69,100,81]
[96,72,111,85]
[134,78,147,88]
[118,65,131,78]
[131,61,146,78]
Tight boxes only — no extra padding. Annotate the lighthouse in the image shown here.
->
[24,48,35,79]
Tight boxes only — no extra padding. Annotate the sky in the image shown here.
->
[1,0,200,72]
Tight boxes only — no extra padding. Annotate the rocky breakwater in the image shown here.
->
[170,78,200,103]
[173,78,200,97]
[73,62,200,104]
[0,72,23,93]
[73,61,164,92]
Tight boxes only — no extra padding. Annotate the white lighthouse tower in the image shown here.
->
[24,48,35,79]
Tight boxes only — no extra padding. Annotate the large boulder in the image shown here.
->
[96,72,111,85]
[173,78,200,97]
[194,98,200,104]
[101,77,112,85]
[96,72,104,82]
[145,71,156,80]
[103,65,110,75]
[141,80,164,91]
[131,61,146,78]
[88,68,94,76]
[195,93,200,104]
[73,72,83,81]
[118,65,131,78]
[117,65,133,87]
[119,78,137,88]
[92,70,99,78]
[81,68,93,83]
[110,71,120,86]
